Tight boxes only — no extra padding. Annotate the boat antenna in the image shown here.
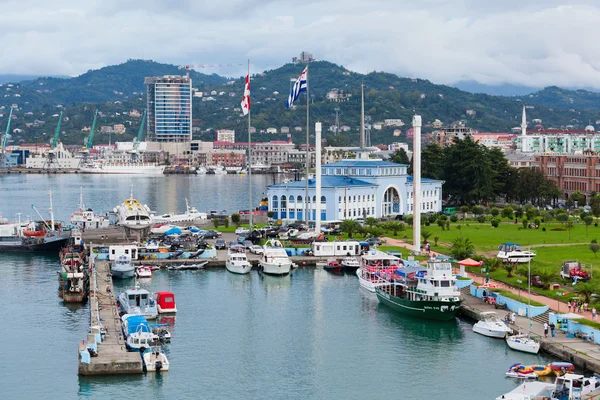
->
[49,190,55,232]
[31,203,51,231]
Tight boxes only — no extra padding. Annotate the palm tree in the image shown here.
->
[502,263,515,278]
[384,221,405,236]
[364,217,379,228]
[421,230,433,243]
[575,282,595,304]
[535,269,558,290]
[486,257,503,272]
[340,219,361,239]
[449,237,474,260]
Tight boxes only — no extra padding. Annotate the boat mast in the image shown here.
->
[247,59,253,232]
[79,187,85,211]
[49,190,55,232]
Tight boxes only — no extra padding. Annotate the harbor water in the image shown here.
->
[0,175,556,399]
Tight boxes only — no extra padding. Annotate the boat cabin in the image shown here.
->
[553,373,600,399]
[109,245,138,261]
[498,242,522,253]
[312,241,361,257]
[155,291,177,313]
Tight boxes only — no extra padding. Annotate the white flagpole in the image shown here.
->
[305,65,310,225]
[247,59,252,231]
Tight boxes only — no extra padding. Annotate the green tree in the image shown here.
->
[591,195,600,218]
[486,257,502,272]
[556,213,569,224]
[404,215,414,226]
[575,282,595,304]
[501,207,514,220]
[535,270,557,290]
[421,230,432,243]
[433,235,440,246]
[231,213,241,227]
[461,205,470,219]
[449,237,474,260]
[590,240,600,258]
[584,216,594,236]
[503,263,515,278]
[491,207,500,217]
[421,143,445,180]
[570,190,586,206]
[567,220,574,240]
[223,217,230,228]
[390,148,410,165]
[340,219,362,239]
[472,206,484,216]
[213,219,220,228]
[364,217,379,228]
[364,226,385,239]
[385,221,405,236]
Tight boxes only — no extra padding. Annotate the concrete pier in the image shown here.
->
[78,256,142,376]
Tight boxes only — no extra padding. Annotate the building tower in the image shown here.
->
[412,115,422,255]
[144,75,193,142]
[360,84,365,148]
[520,105,527,152]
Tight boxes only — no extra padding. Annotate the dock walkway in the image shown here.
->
[78,257,142,375]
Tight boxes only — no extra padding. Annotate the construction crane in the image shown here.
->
[86,109,98,150]
[1,107,13,154]
[52,111,63,149]
[178,63,242,77]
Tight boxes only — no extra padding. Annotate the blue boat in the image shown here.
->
[121,314,154,351]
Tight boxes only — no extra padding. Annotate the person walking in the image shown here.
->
[593,308,597,321]
[568,301,572,312]
[543,322,549,338]
[511,312,516,325]
[585,302,589,312]
[550,322,555,338]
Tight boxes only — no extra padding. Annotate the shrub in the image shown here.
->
[501,207,514,220]
[438,214,448,221]
[404,215,414,226]
[223,217,230,228]
[446,220,451,230]
[213,219,220,228]
[522,218,528,229]
[437,220,445,231]
[551,227,567,231]
[542,227,546,232]
[450,215,458,223]
[472,206,484,215]
[231,213,241,226]
[491,208,500,217]
[477,215,486,223]
[534,218,541,228]
[491,219,500,228]
[267,211,275,218]
[434,235,439,246]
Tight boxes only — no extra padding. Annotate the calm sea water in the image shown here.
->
[0,175,555,399]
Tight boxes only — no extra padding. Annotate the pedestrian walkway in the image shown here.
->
[382,237,442,257]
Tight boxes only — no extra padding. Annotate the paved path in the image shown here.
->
[382,237,443,257]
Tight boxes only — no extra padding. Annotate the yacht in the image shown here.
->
[70,187,110,229]
[357,251,401,292]
[114,193,153,230]
[259,239,292,275]
[211,165,228,175]
[497,242,536,263]
[25,143,81,169]
[196,166,207,175]
[472,311,513,338]
[111,255,135,279]
[506,334,540,354]
[226,247,253,275]
[118,286,158,319]
[153,198,207,223]
[80,161,165,175]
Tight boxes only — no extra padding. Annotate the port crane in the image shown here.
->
[79,109,98,166]
[44,111,64,169]
[0,107,14,166]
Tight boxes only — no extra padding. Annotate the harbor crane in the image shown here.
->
[45,111,64,169]
[51,111,63,149]
[0,107,14,166]
[79,109,98,166]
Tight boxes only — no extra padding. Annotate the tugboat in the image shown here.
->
[375,258,462,321]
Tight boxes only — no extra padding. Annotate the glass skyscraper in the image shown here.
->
[145,75,192,142]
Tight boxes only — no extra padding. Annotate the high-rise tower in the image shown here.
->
[145,75,192,142]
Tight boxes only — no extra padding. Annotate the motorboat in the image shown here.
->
[58,244,88,303]
[473,311,513,338]
[166,261,207,271]
[155,291,177,313]
[143,347,169,372]
[196,166,207,175]
[80,161,165,175]
[259,239,292,276]
[136,265,152,279]
[497,242,536,264]
[111,255,135,279]
[70,187,110,229]
[495,381,554,400]
[506,333,540,354]
[118,286,158,319]
[225,247,252,275]
[505,363,539,379]
[341,257,360,271]
[153,198,208,223]
[496,373,600,400]
[150,224,178,235]
[324,259,343,273]
[357,251,401,293]
[121,314,154,351]
[150,323,172,342]
[113,192,153,230]
[209,165,227,175]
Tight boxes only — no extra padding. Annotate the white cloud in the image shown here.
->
[0,0,599,89]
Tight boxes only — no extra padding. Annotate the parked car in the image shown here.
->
[243,240,253,249]
[237,234,247,245]
[202,230,220,239]
[366,237,382,246]
[235,227,250,235]
[215,239,227,250]
[530,275,544,288]
[249,245,264,255]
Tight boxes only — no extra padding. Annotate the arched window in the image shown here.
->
[321,196,326,204]
[381,187,400,216]
[353,195,356,202]
[272,195,279,208]
[312,196,316,203]
[281,195,287,209]
[297,195,302,204]
[338,196,342,203]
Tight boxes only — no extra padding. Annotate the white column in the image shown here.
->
[315,122,322,233]
[412,115,422,255]
[521,105,527,152]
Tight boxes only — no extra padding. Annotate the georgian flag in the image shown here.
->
[286,67,307,108]
[241,75,250,116]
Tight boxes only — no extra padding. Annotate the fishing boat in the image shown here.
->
[70,187,110,229]
[111,255,135,279]
[113,192,153,230]
[143,347,170,372]
[58,244,88,302]
[497,242,536,263]
[258,239,292,276]
[153,198,208,224]
[357,251,401,293]
[473,311,513,338]
[121,314,154,351]
[136,265,152,279]
[225,247,252,275]
[341,257,360,271]
[118,286,158,319]
[375,258,462,321]
[155,292,177,313]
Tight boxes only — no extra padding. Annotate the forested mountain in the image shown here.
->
[1,59,600,146]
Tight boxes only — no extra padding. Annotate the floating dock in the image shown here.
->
[78,255,142,375]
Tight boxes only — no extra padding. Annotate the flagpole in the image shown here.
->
[305,64,310,226]
[247,59,252,232]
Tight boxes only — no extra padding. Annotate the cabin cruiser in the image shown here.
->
[226,246,253,275]
[259,239,292,275]
[153,198,208,224]
[155,292,177,313]
[136,265,152,279]
[118,287,158,319]
[70,188,110,229]
[111,255,135,279]
[121,314,154,351]
[473,311,513,338]
[114,192,153,230]
[357,251,401,292]
[497,242,536,263]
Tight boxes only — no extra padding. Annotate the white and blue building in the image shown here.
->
[267,159,444,222]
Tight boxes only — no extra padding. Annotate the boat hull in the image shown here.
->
[356,268,385,293]
[375,289,462,321]
[259,261,291,276]
[226,262,253,275]
[0,234,70,253]
[506,336,540,354]
[473,323,510,338]
[112,268,135,279]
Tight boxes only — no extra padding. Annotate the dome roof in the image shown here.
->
[586,125,595,132]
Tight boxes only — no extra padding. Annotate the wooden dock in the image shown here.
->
[78,257,142,375]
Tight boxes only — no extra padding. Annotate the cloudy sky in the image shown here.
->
[1,0,599,88]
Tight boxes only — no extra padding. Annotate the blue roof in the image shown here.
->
[268,176,376,189]
[322,159,407,168]
[394,266,428,277]
[124,315,150,335]
[406,176,444,183]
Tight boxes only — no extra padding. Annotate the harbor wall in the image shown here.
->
[454,279,473,289]
[469,285,549,317]
[550,312,600,345]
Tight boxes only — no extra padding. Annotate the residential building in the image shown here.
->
[536,152,600,200]
[145,75,192,142]
[266,127,277,134]
[251,141,295,166]
[287,149,315,167]
[113,124,126,134]
[280,127,290,134]
[506,151,538,169]
[432,119,443,129]
[384,119,404,127]
[216,129,235,143]
[294,51,314,63]
[472,133,517,150]
[208,150,246,167]
[267,159,443,222]
[519,127,600,154]
[326,89,351,102]
[436,123,473,146]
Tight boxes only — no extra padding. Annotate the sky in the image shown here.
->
[1,0,600,89]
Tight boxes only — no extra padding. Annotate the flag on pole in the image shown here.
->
[241,75,250,116]
[286,67,307,108]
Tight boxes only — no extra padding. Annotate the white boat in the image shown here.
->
[111,255,135,279]
[506,335,540,354]
[153,198,207,224]
[473,311,513,338]
[70,187,110,229]
[495,381,553,399]
[196,166,207,175]
[121,314,154,351]
[150,224,178,235]
[80,161,165,175]
[210,165,228,175]
[136,265,152,279]
[25,143,81,169]
[143,347,169,372]
[225,247,253,275]
[259,239,292,276]
[118,286,158,319]
[497,242,536,263]
[341,257,360,270]
[114,193,153,230]
[357,251,401,292]
[497,373,600,400]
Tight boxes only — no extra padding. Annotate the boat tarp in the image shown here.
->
[125,315,150,334]
[394,266,427,278]
[164,227,182,235]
